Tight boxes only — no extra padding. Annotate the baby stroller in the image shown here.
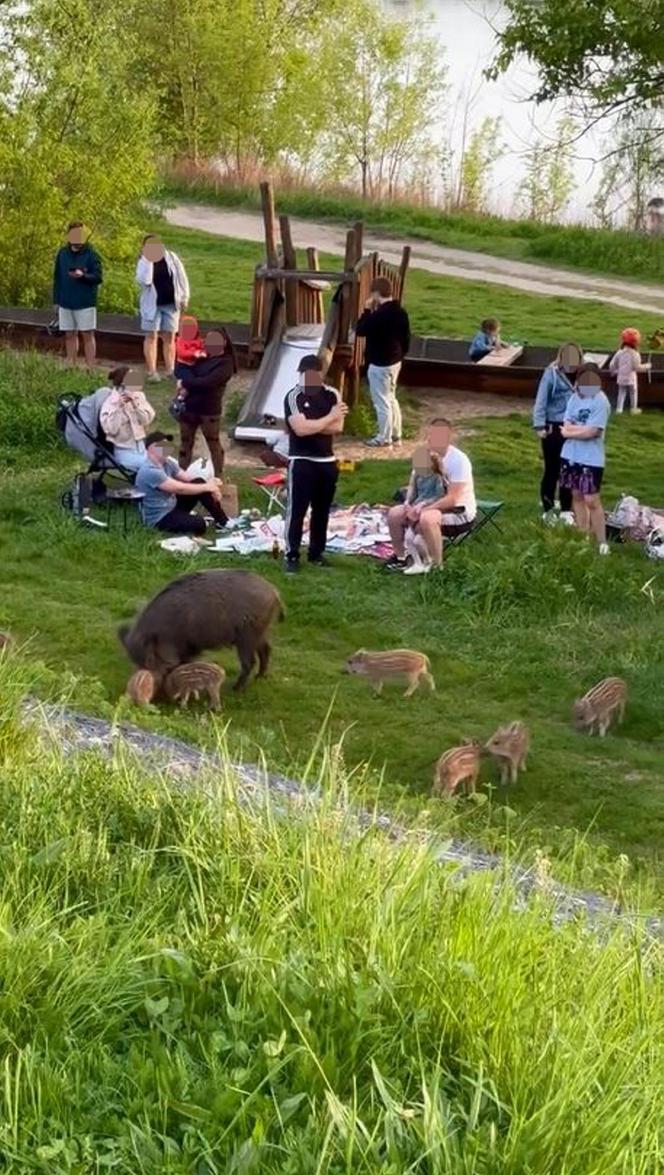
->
[56,388,137,516]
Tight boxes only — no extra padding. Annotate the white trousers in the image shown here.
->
[368,363,402,443]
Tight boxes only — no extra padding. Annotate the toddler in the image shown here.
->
[609,328,650,414]
[469,317,503,361]
[402,446,446,576]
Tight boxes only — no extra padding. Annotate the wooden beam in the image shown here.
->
[258,266,352,281]
[279,214,298,327]
[259,181,279,268]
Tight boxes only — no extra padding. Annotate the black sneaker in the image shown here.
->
[308,556,332,568]
[284,558,300,574]
[384,555,411,572]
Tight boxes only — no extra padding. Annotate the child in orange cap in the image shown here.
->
[609,328,651,414]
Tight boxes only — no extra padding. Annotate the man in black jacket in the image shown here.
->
[355,276,410,447]
[53,222,102,371]
[283,354,348,573]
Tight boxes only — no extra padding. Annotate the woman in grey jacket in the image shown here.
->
[532,342,582,520]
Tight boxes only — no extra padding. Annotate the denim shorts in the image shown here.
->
[58,306,97,332]
[141,304,179,334]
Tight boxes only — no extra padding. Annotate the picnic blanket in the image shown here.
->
[209,504,394,559]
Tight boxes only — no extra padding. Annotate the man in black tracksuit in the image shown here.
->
[283,354,348,573]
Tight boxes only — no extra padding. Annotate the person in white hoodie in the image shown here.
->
[135,234,190,383]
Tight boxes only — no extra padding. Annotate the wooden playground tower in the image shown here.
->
[249,181,411,404]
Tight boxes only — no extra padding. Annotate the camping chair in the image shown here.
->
[253,470,287,516]
[445,499,504,550]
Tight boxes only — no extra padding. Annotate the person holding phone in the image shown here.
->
[355,277,410,447]
[99,367,156,471]
[53,222,103,371]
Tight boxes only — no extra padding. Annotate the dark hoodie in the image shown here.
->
[355,300,411,367]
[53,243,103,310]
[178,353,235,416]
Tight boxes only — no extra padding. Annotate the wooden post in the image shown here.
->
[260,181,279,268]
[337,229,356,346]
[398,245,411,301]
[353,221,364,265]
[279,214,299,327]
[307,247,325,323]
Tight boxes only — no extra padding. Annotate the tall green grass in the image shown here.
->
[161,173,664,286]
[0,658,662,1173]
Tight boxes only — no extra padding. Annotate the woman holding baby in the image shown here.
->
[173,324,237,477]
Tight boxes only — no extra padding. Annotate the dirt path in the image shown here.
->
[164,202,664,317]
[22,698,662,938]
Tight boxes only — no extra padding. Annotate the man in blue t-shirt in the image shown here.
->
[134,431,228,535]
[560,366,611,555]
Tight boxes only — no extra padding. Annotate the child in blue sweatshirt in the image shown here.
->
[532,341,583,520]
[468,317,502,361]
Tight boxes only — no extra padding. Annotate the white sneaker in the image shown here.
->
[542,509,558,526]
[598,542,610,556]
[559,511,575,526]
[403,561,432,576]
[632,408,642,415]
[147,372,161,384]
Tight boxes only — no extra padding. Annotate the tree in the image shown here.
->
[452,118,502,213]
[591,113,664,230]
[320,1,446,199]
[491,0,664,116]
[0,0,157,308]
[130,0,345,175]
[518,118,575,222]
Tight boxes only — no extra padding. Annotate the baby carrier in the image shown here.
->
[56,388,136,515]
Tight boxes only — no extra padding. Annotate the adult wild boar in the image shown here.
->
[118,569,284,690]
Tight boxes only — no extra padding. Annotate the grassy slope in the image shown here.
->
[1,351,663,895]
[1,680,661,1172]
[150,224,664,352]
[162,175,664,285]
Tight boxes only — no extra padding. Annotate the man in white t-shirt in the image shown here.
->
[386,418,477,573]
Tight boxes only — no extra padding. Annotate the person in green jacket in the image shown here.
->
[53,222,103,370]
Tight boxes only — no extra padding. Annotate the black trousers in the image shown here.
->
[286,459,338,561]
[155,480,228,536]
[540,424,572,513]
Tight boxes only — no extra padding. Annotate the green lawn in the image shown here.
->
[2,351,663,902]
[162,174,664,285]
[150,223,664,351]
[1,683,661,1172]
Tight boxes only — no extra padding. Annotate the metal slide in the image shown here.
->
[233,324,326,443]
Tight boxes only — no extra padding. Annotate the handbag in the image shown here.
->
[168,394,187,422]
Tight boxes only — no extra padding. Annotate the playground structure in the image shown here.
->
[234,181,411,442]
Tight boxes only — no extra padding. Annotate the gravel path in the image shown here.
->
[164,203,664,316]
[22,698,662,939]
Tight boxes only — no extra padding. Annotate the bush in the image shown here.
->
[0,348,95,465]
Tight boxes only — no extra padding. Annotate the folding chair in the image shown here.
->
[445,499,504,550]
[253,471,287,516]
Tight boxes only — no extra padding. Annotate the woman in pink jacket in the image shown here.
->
[99,367,156,471]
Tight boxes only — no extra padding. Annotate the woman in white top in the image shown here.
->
[99,367,156,471]
[135,234,190,383]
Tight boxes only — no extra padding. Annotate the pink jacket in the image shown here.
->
[610,346,648,389]
[100,388,155,447]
